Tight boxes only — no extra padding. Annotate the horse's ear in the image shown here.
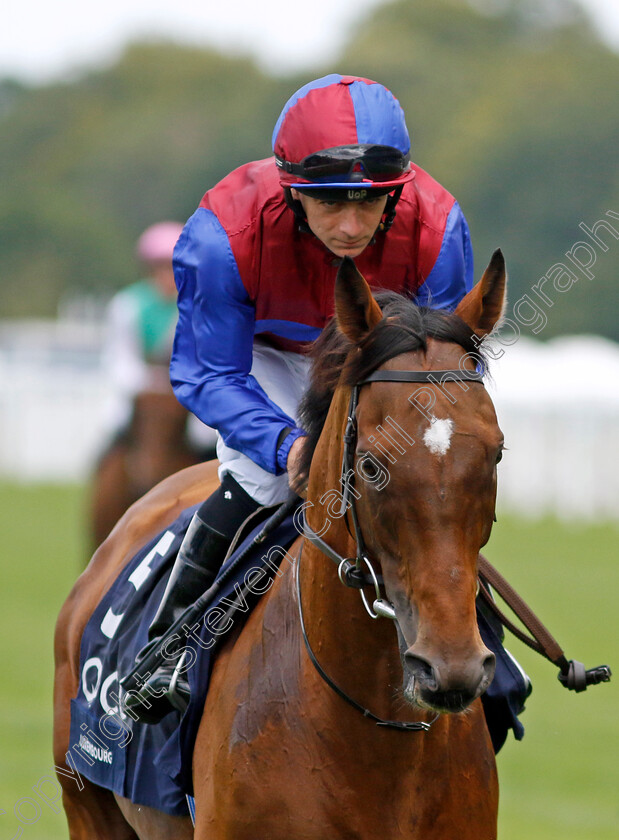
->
[335,257,383,343]
[455,249,507,337]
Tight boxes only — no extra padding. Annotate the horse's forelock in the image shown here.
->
[297,292,485,481]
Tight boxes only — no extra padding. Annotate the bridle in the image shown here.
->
[296,366,485,731]
[302,367,485,612]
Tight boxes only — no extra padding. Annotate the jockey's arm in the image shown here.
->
[171,207,305,477]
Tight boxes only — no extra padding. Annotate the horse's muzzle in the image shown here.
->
[403,646,496,713]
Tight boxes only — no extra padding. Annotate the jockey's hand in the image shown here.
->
[287,436,308,498]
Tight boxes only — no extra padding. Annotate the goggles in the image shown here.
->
[275,144,411,184]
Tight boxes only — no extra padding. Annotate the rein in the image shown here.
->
[477,556,612,692]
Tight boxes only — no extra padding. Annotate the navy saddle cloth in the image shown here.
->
[69,506,530,815]
[68,505,299,814]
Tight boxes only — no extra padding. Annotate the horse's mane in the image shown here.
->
[297,291,485,480]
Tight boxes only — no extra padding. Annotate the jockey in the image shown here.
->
[101,222,184,437]
[101,221,216,457]
[124,74,475,719]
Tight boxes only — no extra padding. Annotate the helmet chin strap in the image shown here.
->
[283,187,312,234]
[379,185,403,232]
[283,185,404,237]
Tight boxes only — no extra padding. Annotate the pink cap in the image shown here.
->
[136,222,184,263]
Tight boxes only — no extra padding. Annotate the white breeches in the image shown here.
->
[216,343,312,506]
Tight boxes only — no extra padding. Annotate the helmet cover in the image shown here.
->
[272,74,414,192]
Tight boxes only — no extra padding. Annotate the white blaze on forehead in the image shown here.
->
[423,418,454,456]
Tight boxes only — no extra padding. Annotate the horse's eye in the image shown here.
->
[496,447,504,464]
[357,453,380,479]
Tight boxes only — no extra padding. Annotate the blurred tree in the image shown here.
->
[0,44,292,314]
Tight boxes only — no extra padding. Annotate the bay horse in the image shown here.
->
[54,251,506,839]
[89,388,213,550]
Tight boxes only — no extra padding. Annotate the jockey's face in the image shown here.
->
[292,189,389,258]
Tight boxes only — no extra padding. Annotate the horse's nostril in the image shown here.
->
[405,653,438,691]
[482,651,496,686]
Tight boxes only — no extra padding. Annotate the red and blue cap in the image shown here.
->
[272,74,414,193]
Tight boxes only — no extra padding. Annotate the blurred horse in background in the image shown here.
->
[89,389,214,550]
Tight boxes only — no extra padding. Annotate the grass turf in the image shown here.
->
[0,481,616,838]
[0,482,87,839]
[487,511,618,839]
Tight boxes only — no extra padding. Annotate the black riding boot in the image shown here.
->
[148,513,229,641]
[122,474,260,723]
